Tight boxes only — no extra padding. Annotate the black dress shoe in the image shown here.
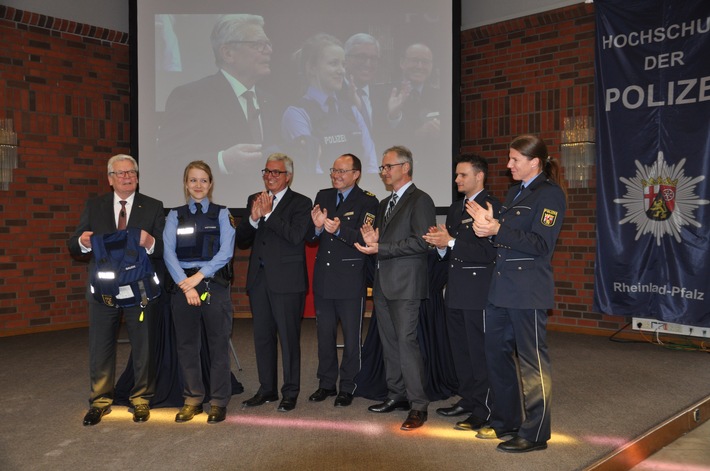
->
[401,410,427,430]
[242,393,279,407]
[454,415,488,431]
[308,388,337,402]
[277,398,297,412]
[83,406,110,426]
[497,436,548,453]
[367,399,410,413]
[132,404,150,423]
[207,406,227,424]
[476,426,518,440]
[334,392,354,407]
[436,404,470,417]
[175,404,203,422]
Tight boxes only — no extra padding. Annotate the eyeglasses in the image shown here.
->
[109,169,138,178]
[329,168,357,175]
[378,163,406,173]
[228,40,272,54]
[347,53,379,64]
[262,168,288,177]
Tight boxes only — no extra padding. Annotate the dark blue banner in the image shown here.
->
[593,0,710,326]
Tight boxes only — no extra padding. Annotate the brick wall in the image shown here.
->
[1,4,631,336]
[0,6,135,334]
[461,3,629,333]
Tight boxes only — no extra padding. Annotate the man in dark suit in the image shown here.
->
[157,14,279,183]
[342,34,380,140]
[355,145,436,430]
[308,153,378,407]
[236,153,312,412]
[68,154,165,426]
[375,43,442,160]
[423,154,501,432]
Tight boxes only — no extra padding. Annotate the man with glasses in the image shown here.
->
[158,14,279,184]
[307,153,378,408]
[355,146,436,431]
[236,153,312,412]
[68,154,165,426]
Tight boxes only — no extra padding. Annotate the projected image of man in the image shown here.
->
[157,14,279,181]
[380,42,441,159]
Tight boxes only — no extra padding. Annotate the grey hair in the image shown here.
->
[344,33,380,56]
[107,154,138,174]
[211,14,265,67]
[266,152,294,176]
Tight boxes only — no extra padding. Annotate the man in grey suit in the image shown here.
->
[355,145,436,430]
[68,154,165,426]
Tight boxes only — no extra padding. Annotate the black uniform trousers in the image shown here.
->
[313,294,363,394]
[485,304,552,443]
[88,299,156,408]
[446,306,491,420]
[171,279,233,408]
[249,266,305,400]
[373,279,428,411]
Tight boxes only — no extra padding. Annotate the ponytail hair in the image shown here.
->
[510,134,567,199]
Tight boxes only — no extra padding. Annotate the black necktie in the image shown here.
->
[384,193,398,222]
[357,88,371,128]
[514,185,525,201]
[117,200,127,230]
[242,90,262,144]
[326,96,337,116]
[196,203,204,214]
[336,192,344,210]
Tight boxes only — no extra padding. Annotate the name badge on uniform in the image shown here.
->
[343,211,354,217]
[541,208,558,227]
[462,218,473,224]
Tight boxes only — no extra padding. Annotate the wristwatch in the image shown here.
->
[447,238,456,248]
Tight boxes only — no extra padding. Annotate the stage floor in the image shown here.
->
[1,318,708,471]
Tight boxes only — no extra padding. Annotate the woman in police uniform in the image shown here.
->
[468,134,567,453]
[163,161,236,424]
[282,33,378,174]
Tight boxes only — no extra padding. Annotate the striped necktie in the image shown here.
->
[384,193,398,222]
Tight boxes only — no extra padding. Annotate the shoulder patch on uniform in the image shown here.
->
[363,190,376,198]
[364,212,375,225]
[229,213,236,228]
[541,208,558,227]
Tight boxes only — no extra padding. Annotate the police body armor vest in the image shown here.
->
[90,226,160,308]
[175,203,223,262]
[295,96,364,172]
[174,203,233,285]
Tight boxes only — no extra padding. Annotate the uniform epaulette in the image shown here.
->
[363,190,377,198]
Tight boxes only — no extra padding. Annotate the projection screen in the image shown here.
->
[133,0,459,209]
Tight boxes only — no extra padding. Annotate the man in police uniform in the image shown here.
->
[308,153,378,407]
[423,154,500,431]
[67,154,165,426]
